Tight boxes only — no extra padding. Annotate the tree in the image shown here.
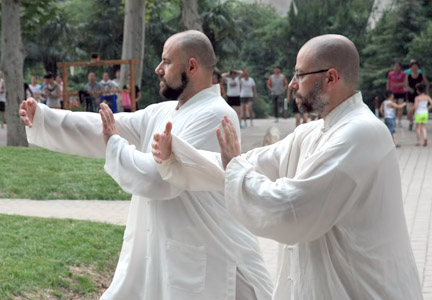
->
[120,0,146,88]
[181,0,202,31]
[1,0,27,146]
[409,21,432,75]
[360,0,425,104]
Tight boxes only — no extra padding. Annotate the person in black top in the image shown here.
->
[404,60,429,130]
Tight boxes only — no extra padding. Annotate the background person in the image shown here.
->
[56,75,64,109]
[29,76,41,103]
[287,89,307,127]
[212,69,226,99]
[100,72,118,113]
[83,72,102,112]
[267,66,288,122]
[222,70,242,125]
[43,73,61,109]
[414,82,432,146]
[386,61,406,127]
[380,90,406,146]
[404,60,429,131]
[239,69,256,127]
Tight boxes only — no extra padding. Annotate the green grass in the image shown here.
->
[0,214,124,299]
[0,147,130,200]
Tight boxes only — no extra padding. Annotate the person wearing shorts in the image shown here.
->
[223,70,242,123]
[414,82,432,146]
[380,90,406,146]
[239,70,256,127]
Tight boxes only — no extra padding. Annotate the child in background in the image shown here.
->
[380,90,406,146]
[414,82,432,146]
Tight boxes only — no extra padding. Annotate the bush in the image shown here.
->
[253,95,271,118]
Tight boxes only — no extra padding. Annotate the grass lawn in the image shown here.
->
[0,214,124,299]
[0,147,130,200]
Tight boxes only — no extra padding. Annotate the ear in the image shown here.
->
[186,57,199,76]
[326,68,339,87]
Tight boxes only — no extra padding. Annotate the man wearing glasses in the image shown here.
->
[152,34,422,299]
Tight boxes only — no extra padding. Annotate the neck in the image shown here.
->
[177,79,213,109]
[322,89,357,118]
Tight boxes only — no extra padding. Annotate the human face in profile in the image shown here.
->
[288,50,329,114]
[155,39,189,100]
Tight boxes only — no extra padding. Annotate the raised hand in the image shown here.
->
[99,103,120,145]
[152,122,173,164]
[216,116,241,169]
[19,98,38,127]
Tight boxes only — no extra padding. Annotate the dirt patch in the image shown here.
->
[16,265,113,300]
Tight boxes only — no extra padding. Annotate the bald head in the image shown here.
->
[301,34,359,88]
[167,30,217,72]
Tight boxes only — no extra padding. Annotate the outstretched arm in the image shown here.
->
[21,98,142,158]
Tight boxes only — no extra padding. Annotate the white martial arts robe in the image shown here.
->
[157,92,423,299]
[25,85,273,300]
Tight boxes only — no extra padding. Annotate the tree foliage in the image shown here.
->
[360,0,427,105]
[9,0,432,116]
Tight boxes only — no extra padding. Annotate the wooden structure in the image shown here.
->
[57,59,140,111]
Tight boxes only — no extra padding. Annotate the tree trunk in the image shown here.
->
[1,0,28,146]
[181,0,203,31]
[120,0,146,88]
[43,56,57,76]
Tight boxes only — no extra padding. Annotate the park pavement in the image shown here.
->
[1,115,432,297]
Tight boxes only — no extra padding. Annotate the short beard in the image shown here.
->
[294,80,329,115]
[160,72,188,100]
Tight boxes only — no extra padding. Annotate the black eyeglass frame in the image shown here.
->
[293,69,329,81]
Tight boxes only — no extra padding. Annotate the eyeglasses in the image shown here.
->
[293,69,329,81]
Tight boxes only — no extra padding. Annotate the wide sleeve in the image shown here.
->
[225,136,363,245]
[26,103,143,158]
[156,133,291,192]
[104,106,239,200]
[156,135,224,192]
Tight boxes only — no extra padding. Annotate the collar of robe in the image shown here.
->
[322,91,363,132]
[177,85,221,111]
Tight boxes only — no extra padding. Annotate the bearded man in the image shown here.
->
[20,30,272,300]
[152,34,423,299]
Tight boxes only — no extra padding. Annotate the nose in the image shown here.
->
[288,77,298,91]
[155,62,164,75]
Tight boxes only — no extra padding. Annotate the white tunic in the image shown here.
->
[157,92,423,299]
[25,85,273,300]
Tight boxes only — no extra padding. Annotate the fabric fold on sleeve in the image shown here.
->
[225,145,359,245]
[104,134,184,200]
[157,134,225,192]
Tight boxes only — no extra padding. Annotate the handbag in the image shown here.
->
[121,92,131,109]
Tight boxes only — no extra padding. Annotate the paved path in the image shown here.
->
[1,116,432,295]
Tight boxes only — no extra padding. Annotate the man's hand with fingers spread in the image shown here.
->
[19,98,38,127]
[99,103,120,145]
[217,116,241,170]
[152,122,173,164]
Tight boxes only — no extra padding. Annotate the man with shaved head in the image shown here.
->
[19,30,272,299]
[152,34,423,299]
